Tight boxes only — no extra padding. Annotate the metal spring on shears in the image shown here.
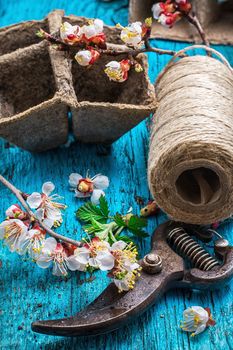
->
[167,227,219,271]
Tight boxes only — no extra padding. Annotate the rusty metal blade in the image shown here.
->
[32,268,183,336]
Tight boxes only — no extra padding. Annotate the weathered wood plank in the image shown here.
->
[0,1,233,349]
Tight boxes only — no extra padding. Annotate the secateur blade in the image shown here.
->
[32,223,185,336]
[32,222,233,337]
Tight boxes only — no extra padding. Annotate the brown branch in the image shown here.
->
[0,174,82,247]
[103,41,185,57]
[185,13,210,47]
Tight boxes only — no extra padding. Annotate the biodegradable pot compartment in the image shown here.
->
[71,53,155,143]
[0,10,156,152]
[0,20,49,56]
[129,0,233,45]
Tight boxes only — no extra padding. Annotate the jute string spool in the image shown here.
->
[148,45,233,225]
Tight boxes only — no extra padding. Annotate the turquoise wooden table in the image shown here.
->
[1,1,233,349]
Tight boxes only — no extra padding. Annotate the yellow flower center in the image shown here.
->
[105,67,122,81]
[194,315,201,325]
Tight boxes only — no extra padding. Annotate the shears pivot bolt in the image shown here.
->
[215,239,229,248]
[141,253,163,274]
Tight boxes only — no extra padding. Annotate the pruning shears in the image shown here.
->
[32,221,233,336]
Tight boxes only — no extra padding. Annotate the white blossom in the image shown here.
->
[36,237,78,277]
[18,226,46,260]
[27,182,66,228]
[80,19,104,39]
[84,238,115,271]
[181,306,212,337]
[5,204,27,220]
[0,219,28,252]
[60,22,80,43]
[120,21,143,47]
[75,50,92,66]
[105,60,130,83]
[69,173,109,204]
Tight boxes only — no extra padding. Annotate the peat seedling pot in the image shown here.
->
[0,10,156,152]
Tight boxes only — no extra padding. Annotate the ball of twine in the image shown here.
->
[148,45,233,225]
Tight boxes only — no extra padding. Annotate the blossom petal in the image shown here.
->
[106,61,121,69]
[75,189,91,198]
[69,173,83,188]
[111,240,127,251]
[91,189,105,205]
[126,262,140,272]
[52,262,68,276]
[45,206,62,222]
[88,257,99,268]
[36,208,44,221]
[66,256,87,272]
[94,19,103,33]
[74,247,90,264]
[60,22,79,41]
[36,255,52,269]
[27,192,42,209]
[194,324,207,336]
[92,175,109,190]
[75,50,92,66]
[42,182,55,196]
[43,237,57,252]
[96,251,115,271]
[0,221,8,239]
[82,24,96,39]
[42,217,55,228]
[114,278,129,291]
[190,306,209,322]
[152,3,163,19]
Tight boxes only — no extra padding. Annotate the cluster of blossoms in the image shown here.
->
[0,177,141,292]
[0,182,66,259]
[39,18,152,83]
[152,0,191,28]
[45,237,140,292]
[37,4,209,83]
[60,19,106,48]
[181,306,215,337]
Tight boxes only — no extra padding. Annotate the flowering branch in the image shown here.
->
[38,29,182,58]
[0,172,143,291]
[36,4,208,83]
[152,0,209,46]
[37,16,191,83]
[0,174,81,247]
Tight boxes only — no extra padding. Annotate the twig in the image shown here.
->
[103,42,186,57]
[0,174,82,247]
[185,13,210,47]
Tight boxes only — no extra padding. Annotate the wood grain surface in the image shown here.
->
[1,1,233,349]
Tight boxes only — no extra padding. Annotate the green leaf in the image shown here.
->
[114,213,148,238]
[99,195,110,218]
[127,216,148,238]
[113,213,126,228]
[76,196,109,224]
[36,29,44,38]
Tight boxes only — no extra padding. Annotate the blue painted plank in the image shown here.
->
[0,1,233,349]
